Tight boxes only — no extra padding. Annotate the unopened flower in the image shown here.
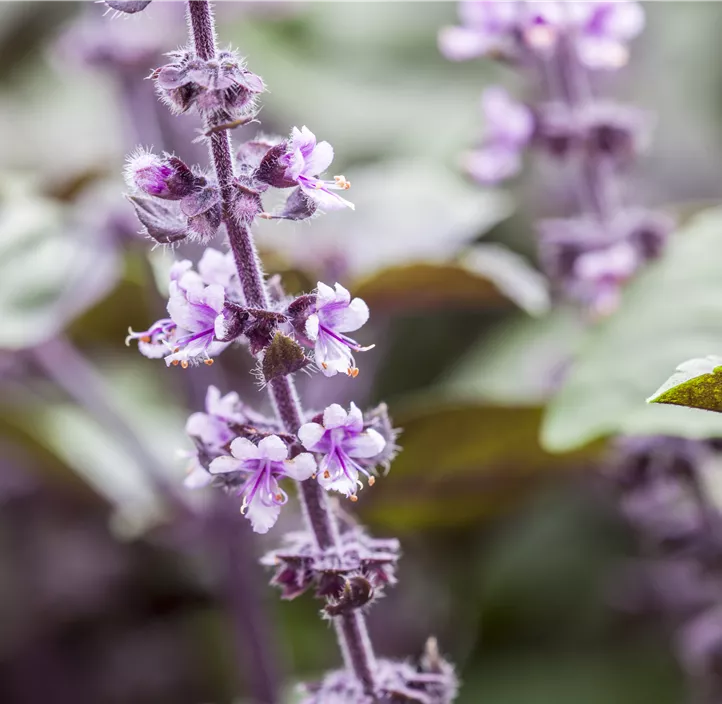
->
[299,403,385,499]
[262,525,400,601]
[466,87,534,184]
[124,149,199,200]
[209,435,316,533]
[279,126,354,211]
[304,282,372,378]
[154,48,264,119]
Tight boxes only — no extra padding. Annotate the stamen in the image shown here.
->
[323,470,330,479]
[275,493,284,502]
[240,497,249,515]
[334,174,351,190]
[321,362,328,370]
[259,212,273,219]
[349,495,358,502]
[173,347,180,353]
[204,358,214,366]
[348,367,359,378]
[312,473,317,480]
[368,476,375,486]
[171,360,180,366]
[140,335,151,343]
[181,360,189,369]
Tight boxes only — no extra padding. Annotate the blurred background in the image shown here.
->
[3,2,722,702]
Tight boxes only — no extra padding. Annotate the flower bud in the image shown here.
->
[261,331,309,382]
[125,150,199,200]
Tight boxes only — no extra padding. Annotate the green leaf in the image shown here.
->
[542,206,722,452]
[360,403,598,531]
[0,176,120,349]
[648,356,722,412]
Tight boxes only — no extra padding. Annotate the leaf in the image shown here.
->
[648,356,722,413]
[359,404,598,531]
[542,206,722,452]
[439,307,584,406]
[0,177,121,349]
[256,159,512,280]
[354,244,549,315]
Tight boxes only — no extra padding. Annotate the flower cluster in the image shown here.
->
[123,1,456,700]
[607,436,722,703]
[441,1,673,315]
[440,0,644,70]
[301,640,458,704]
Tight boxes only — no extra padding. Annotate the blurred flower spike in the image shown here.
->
[439,1,644,70]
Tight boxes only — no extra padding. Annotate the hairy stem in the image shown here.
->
[186,0,378,694]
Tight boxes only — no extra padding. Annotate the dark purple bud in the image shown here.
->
[581,102,649,166]
[262,187,318,222]
[261,332,309,382]
[231,180,263,224]
[324,576,374,616]
[180,185,222,242]
[125,195,189,244]
[187,203,222,242]
[254,141,297,189]
[104,0,152,13]
[286,293,317,340]
[125,150,200,200]
[535,102,579,158]
[621,209,674,261]
[237,139,279,178]
[215,302,249,343]
[153,48,264,119]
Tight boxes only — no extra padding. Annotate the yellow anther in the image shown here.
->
[171,360,180,366]
[349,495,358,503]
[204,358,214,366]
[181,360,189,369]
[323,470,330,479]
[334,175,351,190]
[368,476,375,487]
[348,367,359,378]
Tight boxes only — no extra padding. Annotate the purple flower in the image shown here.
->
[439,1,644,70]
[279,126,354,211]
[126,254,235,367]
[439,1,519,62]
[466,87,534,184]
[299,403,386,500]
[209,435,316,533]
[305,282,372,378]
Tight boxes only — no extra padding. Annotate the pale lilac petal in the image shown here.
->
[284,452,316,481]
[258,434,289,462]
[323,404,348,429]
[298,422,325,450]
[198,248,236,288]
[322,297,369,333]
[209,455,243,474]
[304,140,334,176]
[285,147,306,181]
[137,340,169,359]
[170,259,193,281]
[345,402,364,433]
[245,495,281,534]
[331,282,352,306]
[184,463,213,489]
[345,428,386,459]
[315,333,354,377]
[577,36,629,70]
[466,145,523,184]
[438,25,491,61]
[230,437,261,461]
[316,282,337,309]
[305,313,320,341]
[201,283,226,314]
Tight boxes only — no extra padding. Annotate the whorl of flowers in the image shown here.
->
[440,0,673,316]
[121,0,456,700]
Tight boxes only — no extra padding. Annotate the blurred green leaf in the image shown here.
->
[355,244,548,315]
[362,404,597,531]
[440,307,584,406]
[542,207,722,453]
[256,160,512,281]
[0,176,120,350]
[647,356,722,413]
